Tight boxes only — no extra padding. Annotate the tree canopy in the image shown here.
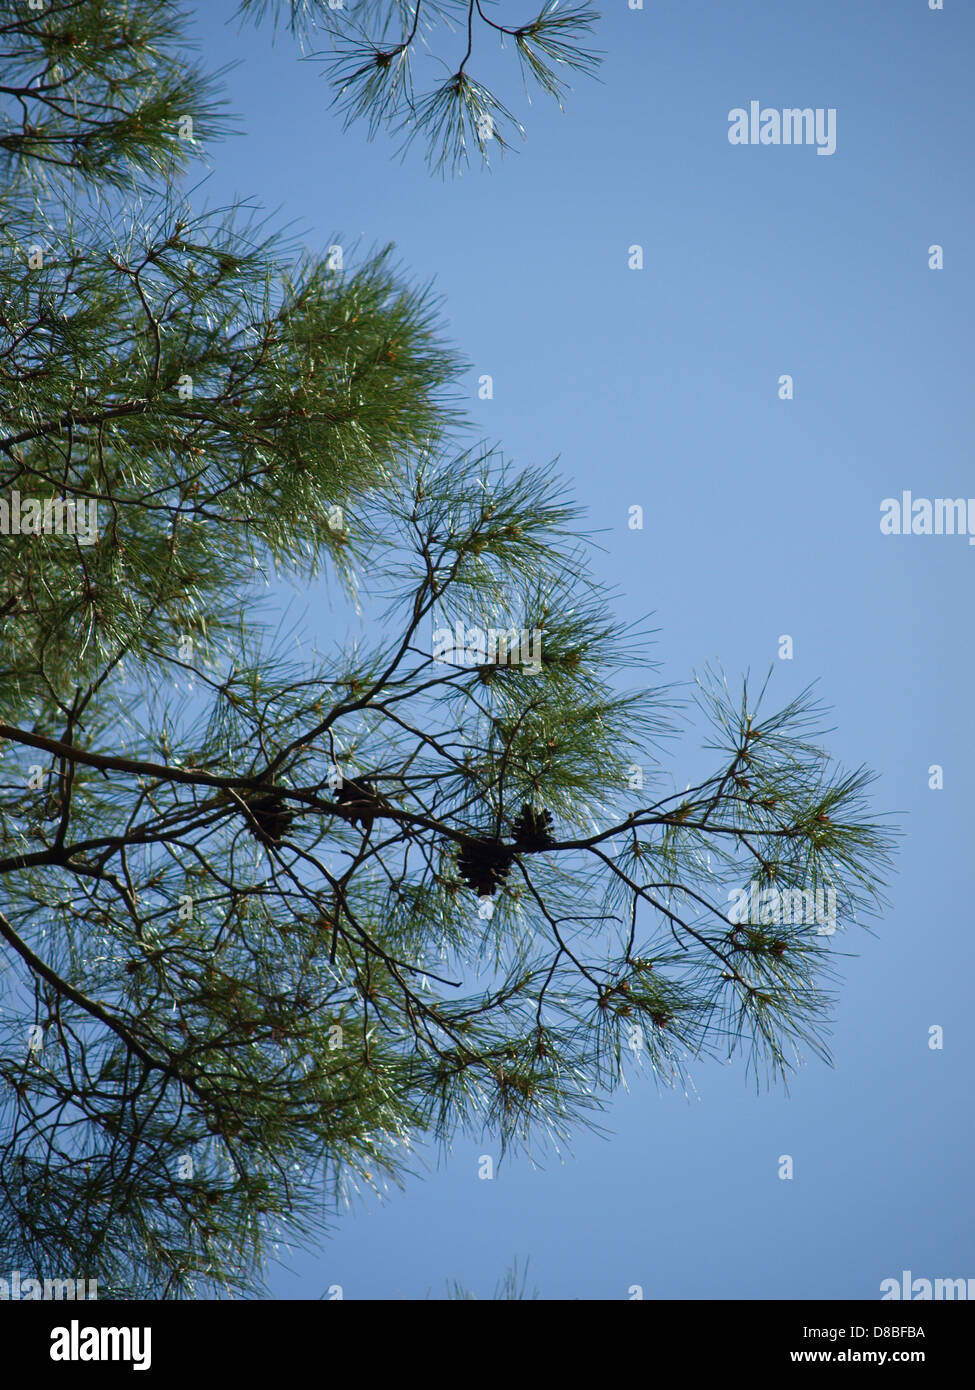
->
[0,0,894,1297]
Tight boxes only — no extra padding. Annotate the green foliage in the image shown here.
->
[0,198,464,719]
[236,0,603,174]
[0,0,234,192]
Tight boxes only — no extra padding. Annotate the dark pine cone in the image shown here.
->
[245,792,294,847]
[334,776,381,831]
[511,804,555,851]
[457,838,515,897]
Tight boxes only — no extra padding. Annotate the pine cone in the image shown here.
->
[245,792,294,847]
[334,776,381,832]
[457,838,515,896]
[511,804,555,851]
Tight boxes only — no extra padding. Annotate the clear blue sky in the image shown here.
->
[183,0,973,1298]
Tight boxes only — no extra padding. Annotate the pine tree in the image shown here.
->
[0,2,895,1297]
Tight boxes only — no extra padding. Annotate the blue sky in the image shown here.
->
[183,0,973,1298]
